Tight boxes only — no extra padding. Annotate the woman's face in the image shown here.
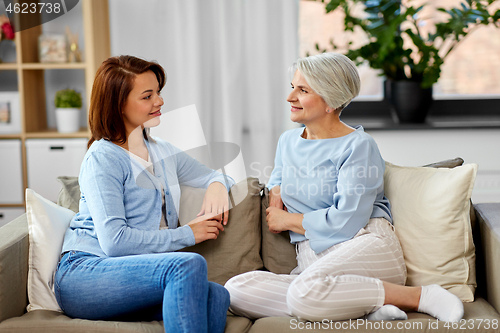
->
[122,70,164,134]
[287,70,329,126]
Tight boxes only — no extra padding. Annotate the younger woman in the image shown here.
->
[55,55,234,333]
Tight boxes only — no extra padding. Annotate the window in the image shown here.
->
[299,0,500,106]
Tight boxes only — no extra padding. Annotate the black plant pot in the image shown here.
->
[384,80,433,124]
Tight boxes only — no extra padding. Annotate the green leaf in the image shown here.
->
[494,9,500,21]
[54,89,82,108]
[325,0,342,13]
[316,0,500,87]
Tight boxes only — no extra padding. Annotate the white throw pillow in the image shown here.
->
[384,162,477,302]
[25,188,75,312]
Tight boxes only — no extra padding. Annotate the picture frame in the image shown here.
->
[0,92,21,134]
[38,34,67,63]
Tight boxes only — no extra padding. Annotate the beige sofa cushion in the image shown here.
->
[180,178,264,285]
[260,187,297,274]
[0,310,253,333]
[56,176,80,213]
[384,162,477,301]
[423,157,476,227]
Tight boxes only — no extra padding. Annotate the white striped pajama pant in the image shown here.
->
[224,218,407,321]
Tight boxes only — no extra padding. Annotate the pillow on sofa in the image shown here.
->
[25,189,75,312]
[384,162,478,301]
[261,187,297,274]
[422,158,477,227]
[56,176,80,213]
[422,157,464,169]
[179,177,265,285]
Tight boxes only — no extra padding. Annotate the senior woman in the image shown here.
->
[225,53,464,323]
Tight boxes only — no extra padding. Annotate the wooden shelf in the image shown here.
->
[22,62,87,70]
[0,134,22,139]
[0,63,86,70]
[0,0,110,210]
[25,129,90,138]
[0,63,19,70]
[0,203,25,208]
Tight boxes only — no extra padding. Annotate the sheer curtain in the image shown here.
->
[109,0,299,183]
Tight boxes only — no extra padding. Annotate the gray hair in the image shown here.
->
[292,53,360,112]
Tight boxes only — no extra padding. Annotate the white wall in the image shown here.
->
[367,129,500,203]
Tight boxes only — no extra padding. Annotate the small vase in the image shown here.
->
[0,39,17,63]
[55,108,80,133]
[385,80,433,124]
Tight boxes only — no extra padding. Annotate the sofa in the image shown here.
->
[0,159,499,333]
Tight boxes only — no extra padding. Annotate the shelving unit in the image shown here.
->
[0,0,110,209]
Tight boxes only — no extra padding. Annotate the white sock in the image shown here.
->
[366,305,408,321]
[418,284,464,322]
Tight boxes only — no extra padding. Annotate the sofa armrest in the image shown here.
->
[0,214,29,323]
[475,203,500,314]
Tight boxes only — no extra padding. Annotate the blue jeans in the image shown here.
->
[54,251,229,333]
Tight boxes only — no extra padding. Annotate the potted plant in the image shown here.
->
[54,88,82,133]
[314,0,500,123]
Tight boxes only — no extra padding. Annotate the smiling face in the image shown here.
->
[122,70,164,135]
[287,70,330,126]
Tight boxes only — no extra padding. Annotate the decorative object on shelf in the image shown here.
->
[54,88,82,133]
[0,14,16,63]
[39,34,67,63]
[0,91,21,134]
[65,26,82,63]
[315,0,500,123]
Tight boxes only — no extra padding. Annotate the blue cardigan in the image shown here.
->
[61,137,234,257]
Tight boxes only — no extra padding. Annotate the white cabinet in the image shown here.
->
[0,207,25,228]
[26,138,87,202]
[0,140,23,204]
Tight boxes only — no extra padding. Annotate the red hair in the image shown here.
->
[87,55,166,149]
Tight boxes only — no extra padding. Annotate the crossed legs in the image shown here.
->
[225,218,463,322]
[55,251,230,333]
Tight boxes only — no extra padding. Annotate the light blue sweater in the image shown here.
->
[267,126,392,254]
[61,137,234,257]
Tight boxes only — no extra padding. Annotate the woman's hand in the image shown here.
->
[197,181,229,225]
[269,185,287,211]
[266,207,305,235]
[188,212,225,244]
